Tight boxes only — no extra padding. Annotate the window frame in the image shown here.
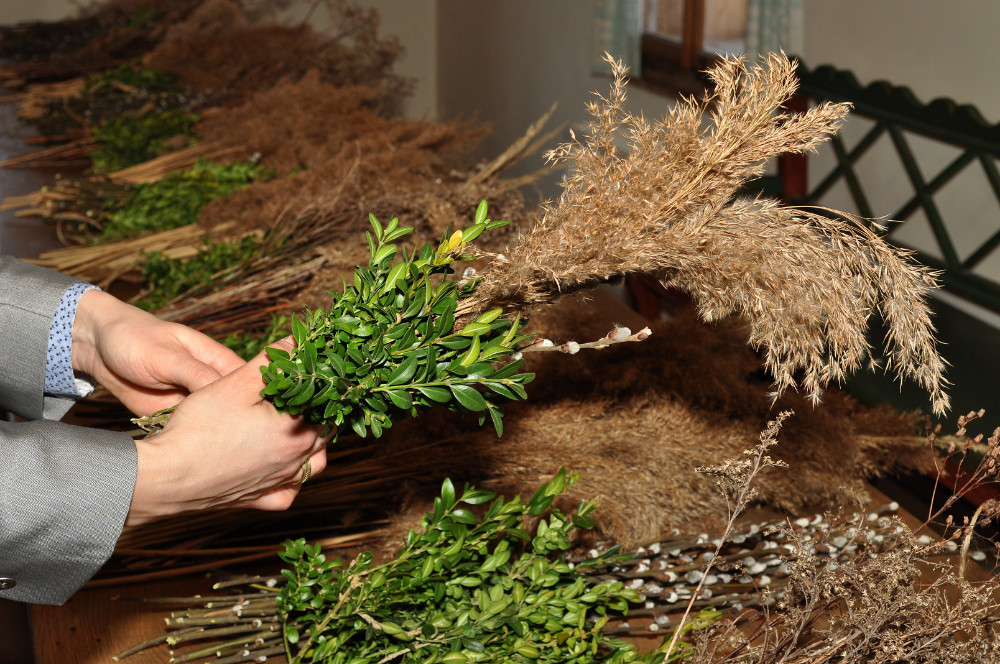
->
[638,0,730,97]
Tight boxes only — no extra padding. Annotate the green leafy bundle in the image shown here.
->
[90,107,201,173]
[101,158,269,239]
[85,59,178,95]
[261,201,535,440]
[138,234,264,311]
[221,313,290,361]
[277,469,666,664]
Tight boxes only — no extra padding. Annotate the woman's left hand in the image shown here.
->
[71,289,245,415]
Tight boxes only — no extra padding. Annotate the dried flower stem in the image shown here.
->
[659,412,791,661]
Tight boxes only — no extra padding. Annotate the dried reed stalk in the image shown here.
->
[143,0,411,113]
[1,142,245,227]
[13,77,87,120]
[107,140,249,184]
[0,135,95,169]
[464,54,948,415]
[25,220,245,286]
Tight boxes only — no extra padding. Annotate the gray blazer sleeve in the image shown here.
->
[0,255,79,420]
[0,256,136,604]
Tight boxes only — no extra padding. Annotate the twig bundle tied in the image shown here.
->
[467,54,948,415]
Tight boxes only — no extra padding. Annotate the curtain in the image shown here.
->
[591,0,643,76]
[746,0,803,57]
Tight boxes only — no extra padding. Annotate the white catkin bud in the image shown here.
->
[540,339,554,347]
[565,341,580,354]
[462,267,476,278]
[512,351,523,360]
[614,327,632,340]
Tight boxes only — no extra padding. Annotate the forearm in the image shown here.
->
[0,419,136,605]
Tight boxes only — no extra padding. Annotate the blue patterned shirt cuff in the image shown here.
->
[45,282,99,398]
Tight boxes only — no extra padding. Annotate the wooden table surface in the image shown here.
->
[32,576,212,664]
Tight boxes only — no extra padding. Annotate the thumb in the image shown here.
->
[224,336,297,404]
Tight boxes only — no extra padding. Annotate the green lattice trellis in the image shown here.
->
[793,62,1000,312]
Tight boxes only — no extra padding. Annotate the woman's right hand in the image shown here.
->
[126,338,330,526]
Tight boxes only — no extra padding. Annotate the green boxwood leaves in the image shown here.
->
[260,202,534,440]
[276,470,659,664]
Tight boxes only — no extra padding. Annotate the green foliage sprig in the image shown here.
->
[277,469,673,664]
[138,234,264,311]
[222,313,291,361]
[102,158,269,240]
[85,59,177,95]
[261,201,535,440]
[90,107,201,173]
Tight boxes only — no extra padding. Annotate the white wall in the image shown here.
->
[1,1,76,23]
[437,0,666,199]
[360,0,436,119]
[802,1,1000,123]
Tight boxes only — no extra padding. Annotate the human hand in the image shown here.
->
[126,338,330,525]
[71,289,244,415]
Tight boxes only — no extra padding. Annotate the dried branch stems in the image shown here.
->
[660,412,790,661]
[467,54,948,415]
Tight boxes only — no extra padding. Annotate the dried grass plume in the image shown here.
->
[468,54,949,415]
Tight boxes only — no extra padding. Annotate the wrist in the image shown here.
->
[70,289,117,377]
[128,433,188,526]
